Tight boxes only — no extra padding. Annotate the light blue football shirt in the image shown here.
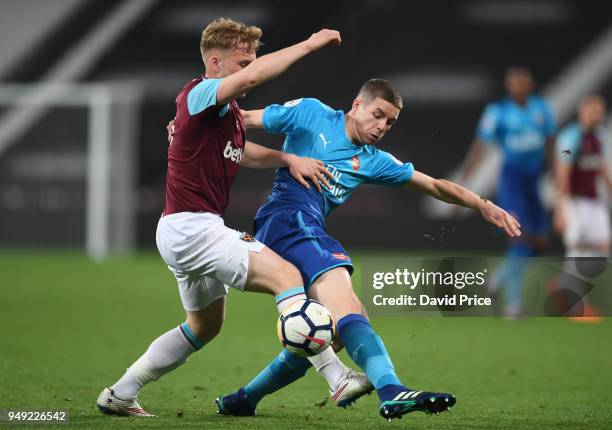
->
[257,98,414,220]
[476,95,556,173]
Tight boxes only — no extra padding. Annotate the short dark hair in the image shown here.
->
[505,66,533,81]
[357,79,403,109]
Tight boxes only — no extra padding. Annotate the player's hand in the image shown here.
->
[477,198,522,238]
[166,118,176,143]
[287,155,334,192]
[305,29,341,52]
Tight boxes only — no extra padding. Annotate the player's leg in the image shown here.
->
[163,212,308,311]
[489,171,521,295]
[563,199,607,321]
[217,212,369,414]
[580,198,610,257]
[501,237,535,316]
[252,215,371,402]
[243,245,308,312]
[562,197,582,257]
[493,174,541,316]
[217,268,370,416]
[99,212,305,416]
[216,267,358,415]
[309,268,456,420]
[98,278,227,417]
[502,179,553,317]
[229,268,369,412]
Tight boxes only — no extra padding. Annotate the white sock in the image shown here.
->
[275,287,307,313]
[111,325,198,399]
[307,347,349,391]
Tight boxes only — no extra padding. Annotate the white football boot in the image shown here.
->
[330,369,374,408]
[96,387,155,417]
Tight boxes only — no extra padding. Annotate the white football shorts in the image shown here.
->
[563,197,611,249]
[156,212,264,311]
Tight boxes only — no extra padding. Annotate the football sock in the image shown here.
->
[111,324,201,399]
[275,287,307,313]
[491,258,512,293]
[336,314,402,401]
[243,349,311,406]
[307,347,349,391]
[504,242,534,314]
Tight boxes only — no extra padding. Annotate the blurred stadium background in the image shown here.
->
[1,0,611,259]
[2,2,612,428]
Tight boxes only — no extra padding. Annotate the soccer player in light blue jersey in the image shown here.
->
[460,67,557,317]
[216,79,521,421]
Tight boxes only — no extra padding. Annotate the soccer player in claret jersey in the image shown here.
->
[96,19,343,417]
[216,79,521,421]
[552,95,610,321]
[555,95,611,258]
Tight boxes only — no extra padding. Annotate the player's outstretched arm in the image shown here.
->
[240,109,264,129]
[553,159,572,234]
[405,170,521,238]
[216,29,341,105]
[241,141,333,192]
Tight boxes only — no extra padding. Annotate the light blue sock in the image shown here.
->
[275,287,306,313]
[337,314,401,391]
[504,242,534,312]
[243,350,312,406]
[491,258,513,291]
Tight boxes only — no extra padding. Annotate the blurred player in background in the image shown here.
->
[97,19,342,417]
[555,95,611,257]
[216,79,521,421]
[551,96,610,321]
[459,67,557,317]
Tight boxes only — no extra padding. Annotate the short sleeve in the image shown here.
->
[556,125,581,164]
[476,104,501,144]
[262,98,328,136]
[187,79,222,115]
[367,150,415,187]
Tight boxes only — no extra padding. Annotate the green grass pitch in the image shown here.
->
[1,251,611,429]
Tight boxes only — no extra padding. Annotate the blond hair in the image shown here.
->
[200,18,262,58]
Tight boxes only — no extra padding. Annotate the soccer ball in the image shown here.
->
[277,299,334,357]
